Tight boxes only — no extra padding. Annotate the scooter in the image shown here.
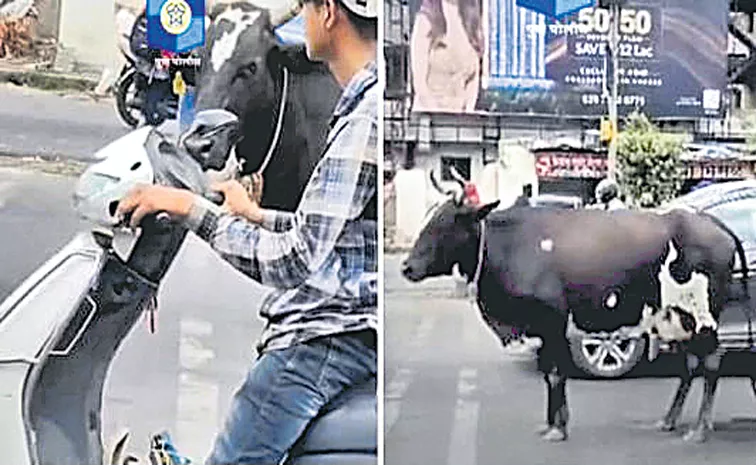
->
[113,51,180,129]
[0,116,376,465]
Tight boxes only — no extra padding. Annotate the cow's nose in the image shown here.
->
[400,261,412,276]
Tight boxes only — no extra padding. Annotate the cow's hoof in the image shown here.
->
[683,428,708,443]
[536,425,550,435]
[541,427,567,442]
[654,419,676,432]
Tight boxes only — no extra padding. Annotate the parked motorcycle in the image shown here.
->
[0,116,376,465]
[113,49,197,129]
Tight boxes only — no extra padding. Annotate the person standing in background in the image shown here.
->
[410,0,483,112]
[513,183,533,207]
[589,178,626,211]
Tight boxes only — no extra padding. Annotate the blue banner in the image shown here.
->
[147,0,205,53]
[516,0,596,19]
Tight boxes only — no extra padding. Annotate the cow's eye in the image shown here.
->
[238,62,257,78]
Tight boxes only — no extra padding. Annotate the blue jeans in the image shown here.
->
[205,330,376,465]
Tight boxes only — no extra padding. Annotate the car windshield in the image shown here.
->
[705,200,756,251]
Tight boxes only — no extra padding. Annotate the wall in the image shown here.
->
[55,0,118,77]
[392,140,538,247]
[393,144,486,247]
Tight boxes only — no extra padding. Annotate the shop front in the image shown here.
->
[533,148,756,204]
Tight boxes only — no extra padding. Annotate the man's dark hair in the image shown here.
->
[304,0,377,40]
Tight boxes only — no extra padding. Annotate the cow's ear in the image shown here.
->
[474,201,500,222]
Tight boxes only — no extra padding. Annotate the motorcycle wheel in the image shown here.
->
[115,71,142,128]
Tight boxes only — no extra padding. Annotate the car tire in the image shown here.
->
[568,330,646,378]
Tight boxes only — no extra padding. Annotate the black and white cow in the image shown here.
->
[182,1,342,212]
[401,170,749,443]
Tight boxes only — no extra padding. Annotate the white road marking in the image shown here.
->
[175,372,220,461]
[178,318,215,369]
[384,316,437,433]
[211,9,262,72]
[0,179,16,209]
[175,317,218,460]
[384,367,412,433]
[447,368,479,465]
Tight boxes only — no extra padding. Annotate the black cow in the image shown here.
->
[182,1,342,212]
[401,171,748,443]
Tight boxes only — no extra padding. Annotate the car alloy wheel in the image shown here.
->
[569,331,646,378]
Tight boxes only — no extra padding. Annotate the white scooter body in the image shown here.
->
[0,121,376,465]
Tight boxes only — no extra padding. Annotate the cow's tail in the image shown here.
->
[700,211,749,300]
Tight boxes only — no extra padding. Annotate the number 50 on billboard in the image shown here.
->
[408,0,728,119]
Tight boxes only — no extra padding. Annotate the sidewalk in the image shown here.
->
[0,59,102,93]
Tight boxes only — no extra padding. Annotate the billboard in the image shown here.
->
[147,0,205,53]
[408,0,728,118]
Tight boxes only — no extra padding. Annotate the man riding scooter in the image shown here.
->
[117,0,378,463]
[129,8,168,125]
[129,7,198,126]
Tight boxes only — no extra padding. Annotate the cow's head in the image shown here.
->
[182,1,303,170]
[401,169,499,282]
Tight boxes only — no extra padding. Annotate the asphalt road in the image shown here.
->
[0,84,130,161]
[0,166,271,461]
[384,254,756,465]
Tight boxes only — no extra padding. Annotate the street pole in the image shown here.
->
[606,0,620,181]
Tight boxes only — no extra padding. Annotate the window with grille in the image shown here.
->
[440,157,471,181]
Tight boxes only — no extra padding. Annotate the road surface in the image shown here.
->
[384,254,756,465]
[0,165,271,461]
[0,84,129,161]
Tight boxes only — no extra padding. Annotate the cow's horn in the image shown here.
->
[448,166,467,188]
[270,1,300,27]
[430,169,455,196]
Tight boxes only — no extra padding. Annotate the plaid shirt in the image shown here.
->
[185,61,378,354]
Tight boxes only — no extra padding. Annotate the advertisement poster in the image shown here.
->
[408,0,728,118]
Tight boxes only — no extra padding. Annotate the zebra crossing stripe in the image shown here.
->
[448,368,479,465]
[175,317,218,461]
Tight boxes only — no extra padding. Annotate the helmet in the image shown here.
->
[73,127,155,227]
[341,0,377,18]
[595,178,619,204]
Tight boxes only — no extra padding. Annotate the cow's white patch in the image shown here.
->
[210,9,262,73]
[637,305,690,343]
[605,292,618,309]
[658,240,716,334]
[540,238,554,252]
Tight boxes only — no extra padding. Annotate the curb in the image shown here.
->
[0,67,99,92]
[0,147,94,163]
[0,153,91,177]
[384,246,411,255]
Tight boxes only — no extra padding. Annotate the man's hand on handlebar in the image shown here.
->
[116,184,195,229]
[212,179,264,225]
[115,180,264,230]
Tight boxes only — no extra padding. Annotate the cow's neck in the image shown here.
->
[458,220,485,284]
[239,68,308,211]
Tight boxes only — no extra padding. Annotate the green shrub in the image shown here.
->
[617,112,685,208]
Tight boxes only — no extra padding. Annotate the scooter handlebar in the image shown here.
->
[120,191,225,232]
